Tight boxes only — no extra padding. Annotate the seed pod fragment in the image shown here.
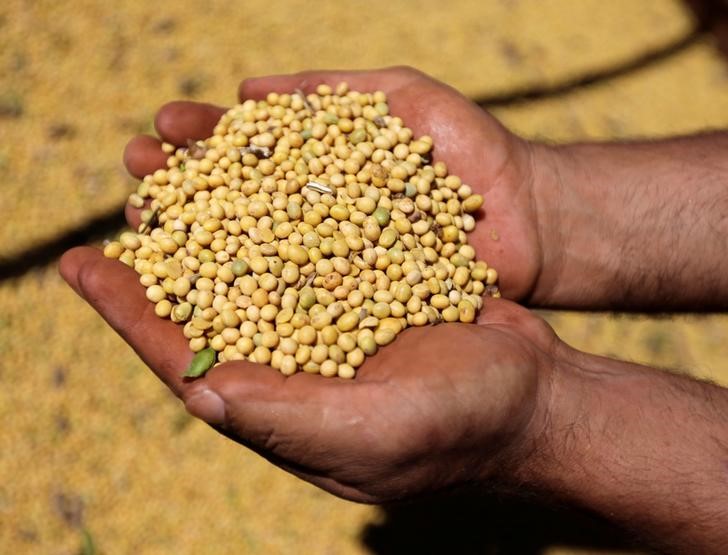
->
[183,347,216,378]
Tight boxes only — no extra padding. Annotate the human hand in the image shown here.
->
[61,245,728,554]
[61,66,561,501]
[60,68,728,551]
[60,245,558,502]
[124,66,549,301]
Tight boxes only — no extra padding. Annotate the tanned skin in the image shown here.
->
[61,67,728,554]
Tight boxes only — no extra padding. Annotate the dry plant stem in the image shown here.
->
[240,145,272,158]
[295,88,314,113]
[139,207,160,235]
[186,139,207,159]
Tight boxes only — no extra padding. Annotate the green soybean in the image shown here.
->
[373,206,391,226]
[183,347,216,378]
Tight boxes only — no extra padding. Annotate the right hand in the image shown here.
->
[61,244,560,504]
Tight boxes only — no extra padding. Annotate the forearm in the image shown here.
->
[531,133,728,310]
[517,347,728,553]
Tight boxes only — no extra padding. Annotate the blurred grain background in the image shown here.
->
[2,0,728,553]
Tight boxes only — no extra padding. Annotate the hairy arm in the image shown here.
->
[64,68,728,553]
[530,133,728,310]
[517,345,728,554]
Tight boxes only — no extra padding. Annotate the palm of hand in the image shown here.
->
[61,67,553,502]
[366,70,542,300]
[246,316,550,502]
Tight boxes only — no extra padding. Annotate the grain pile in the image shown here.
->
[105,84,499,377]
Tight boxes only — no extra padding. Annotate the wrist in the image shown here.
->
[494,337,581,488]
[522,140,570,307]
[503,343,728,552]
[524,134,728,310]
[480,329,571,491]
[507,343,597,486]
[525,141,624,308]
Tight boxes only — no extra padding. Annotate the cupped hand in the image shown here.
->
[60,246,558,502]
[124,66,546,300]
[62,66,560,502]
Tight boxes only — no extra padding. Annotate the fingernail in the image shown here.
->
[185,389,226,425]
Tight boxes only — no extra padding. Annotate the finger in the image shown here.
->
[58,248,358,438]
[59,246,192,394]
[193,361,370,475]
[124,202,145,230]
[183,343,375,496]
[122,134,162,229]
[123,135,168,179]
[123,102,227,227]
[154,101,227,146]
[239,66,423,101]
[185,352,370,488]
[200,363,349,438]
[124,104,227,177]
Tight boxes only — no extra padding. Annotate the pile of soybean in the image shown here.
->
[104,83,499,379]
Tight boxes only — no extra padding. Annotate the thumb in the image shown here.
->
[189,362,354,457]
[188,362,380,502]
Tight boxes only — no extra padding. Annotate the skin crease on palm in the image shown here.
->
[60,67,561,503]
